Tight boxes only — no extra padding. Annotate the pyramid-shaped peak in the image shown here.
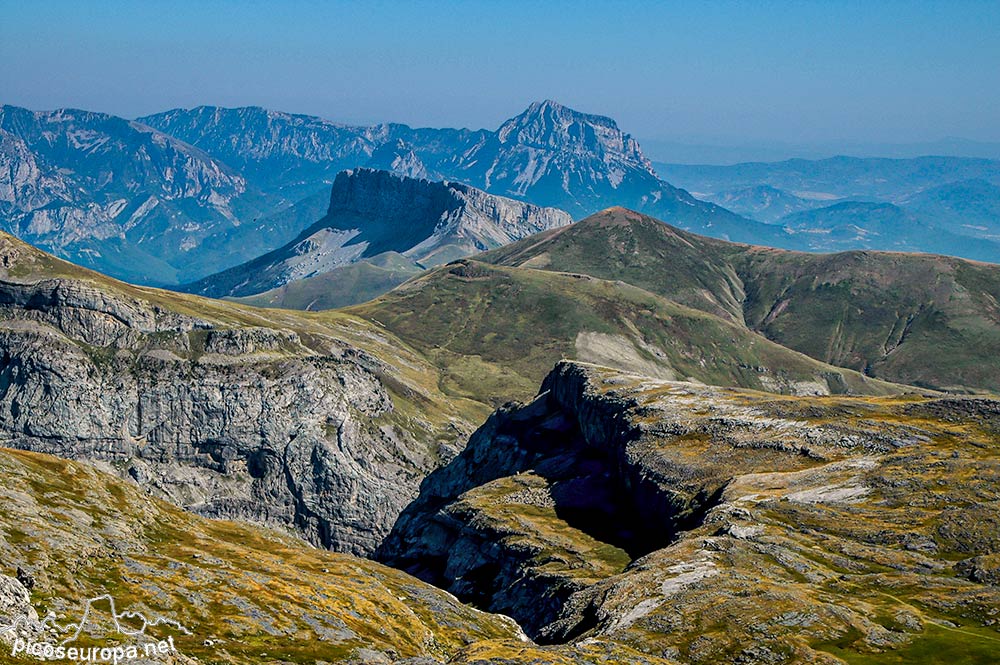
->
[526,99,574,114]
[496,101,653,175]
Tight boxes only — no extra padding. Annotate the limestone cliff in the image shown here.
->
[0,231,473,556]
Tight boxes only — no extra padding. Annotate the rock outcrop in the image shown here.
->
[381,361,1000,662]
[0,232,471,556]
[0,447,524,663]
[185,168,572,299]
[0,574,40,647]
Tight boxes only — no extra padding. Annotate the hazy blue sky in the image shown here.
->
[3,0,998,148]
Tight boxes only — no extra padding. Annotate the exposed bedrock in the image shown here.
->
[380,361,1000,661]
[0,275,449,556]
[378,361,731,637]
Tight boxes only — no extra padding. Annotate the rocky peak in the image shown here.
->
[497,100,655,175]
[138,105,374,175]
[325,168,572,257]
[326,167,451,218]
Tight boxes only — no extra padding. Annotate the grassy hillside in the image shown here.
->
[479,207,1000,394]
[479,207,747,323]
[348,258,903,405]
[738,249,1000,392]
[0,447,522,663]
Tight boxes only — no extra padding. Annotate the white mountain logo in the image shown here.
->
[2,593,190,644]
[2,594,192,662]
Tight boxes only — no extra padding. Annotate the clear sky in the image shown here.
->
[2,0,998,148]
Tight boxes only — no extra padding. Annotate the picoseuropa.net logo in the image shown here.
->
[1,593,192,663]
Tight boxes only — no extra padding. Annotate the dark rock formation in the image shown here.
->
[380,361,1000,661]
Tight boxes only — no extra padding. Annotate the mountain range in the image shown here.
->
[0,105,291,285]
[904,178,1000,239]
[772,200,1000,261]
[0,100,795,292]
[143,100,781,243]
[4,100,999,296]
[698,184,824,223]
[170,202,1000,398]
[2,96,1000,663]
[658,157,1000,263]
[657,155,1000,203]
[138,105,485,200]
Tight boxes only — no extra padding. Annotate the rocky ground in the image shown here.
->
[0,447,524,664]
[4,356,999,663]
[380,361,1000,663]
[0,231,484,557]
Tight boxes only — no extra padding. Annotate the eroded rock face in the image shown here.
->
[381,361,1000,662]
[0,105,282,286]
[0,270,447,556]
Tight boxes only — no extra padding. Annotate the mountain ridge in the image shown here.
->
[183,168,572,299]
[479,206,1000,393]
[142,100,784,241]
[0,104,319,285]
[773,199,1000,262]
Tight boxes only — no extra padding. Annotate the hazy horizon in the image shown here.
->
[3,0,999,161]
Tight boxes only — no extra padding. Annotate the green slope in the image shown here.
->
[348,259,903,405]
[233,251,423,310]
[479,206,747,323]
[479,207,1000,394]
[0,447,522,663]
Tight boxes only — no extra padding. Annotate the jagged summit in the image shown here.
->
[139,105,490,202]
[495,100,654,175]
[448,100,674,216]
[148,104,362,129]
[139,105,375,176]
[4,100,777,288]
